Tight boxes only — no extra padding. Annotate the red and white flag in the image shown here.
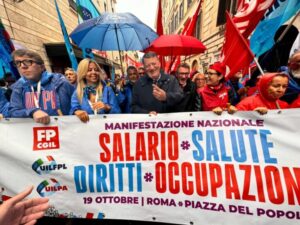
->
[125,54,141,68]
[222,12,254,80]
[233,0,275,38]
[237,0,247,11]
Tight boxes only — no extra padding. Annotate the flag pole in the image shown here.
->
[277,9,300,42]
[253,57,265,76]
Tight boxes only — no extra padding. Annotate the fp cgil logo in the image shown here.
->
[33,127,60,150]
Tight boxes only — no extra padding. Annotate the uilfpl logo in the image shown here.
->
[37,178,68,197]
[32,156,67,175]
[33,127,60,150]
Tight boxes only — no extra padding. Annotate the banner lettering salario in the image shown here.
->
[0,110,300,224]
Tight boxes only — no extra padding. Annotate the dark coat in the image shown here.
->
[175,78,201,112]
[280,72,300,104]
[131,72,183,113]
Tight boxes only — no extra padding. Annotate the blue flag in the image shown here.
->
[250,0,300,57]
[0,18,19,79]
[0,44,15,79]
[82,47,94,59]
[76,0,100,21]
[76,0,101,59]
[0,58,9,79]
[54,0,78,70]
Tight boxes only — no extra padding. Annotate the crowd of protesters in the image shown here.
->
[1,49,300,124]
[1,49,300,225]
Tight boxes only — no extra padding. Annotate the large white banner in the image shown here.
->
[1,110,300,224]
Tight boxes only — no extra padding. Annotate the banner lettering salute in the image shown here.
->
[0,110,300,225]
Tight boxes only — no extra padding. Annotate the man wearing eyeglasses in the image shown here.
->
[174,63,201,112]
[9,49,74,124]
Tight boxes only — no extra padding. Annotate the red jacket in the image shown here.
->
[237,73,289,110]
[290,95,300,108]
[236,94,289,110]
[200,83,229,111]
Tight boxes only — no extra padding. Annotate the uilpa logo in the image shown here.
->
[37,178,68,197]
[33,127,60,150]
[32,156,67,175]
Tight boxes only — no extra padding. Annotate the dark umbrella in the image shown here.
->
[144,34,207,56]
[70,12,158,73]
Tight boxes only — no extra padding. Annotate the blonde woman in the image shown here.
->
[192,72,206,94]
[70,59,120,122]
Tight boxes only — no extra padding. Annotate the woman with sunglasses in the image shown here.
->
[70,59,120,123]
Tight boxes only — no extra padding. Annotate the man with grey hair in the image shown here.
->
[9,49,74,124]
[281,50,300,103]
[131,51,183,114]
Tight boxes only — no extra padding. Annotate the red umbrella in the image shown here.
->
[144,34,206,56]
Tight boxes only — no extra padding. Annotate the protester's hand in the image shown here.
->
[32,110,50,125]
[92,102,111,112]
[0,114,3,120]
[0,186,49,225]
[212,107,223,115]
[74,110,89,123]
[149,111,157,116]
[92,101,105,111]
[237,87,249,96]
[152,84,166,101]
[227,105,238,114]
[254,107,268,115]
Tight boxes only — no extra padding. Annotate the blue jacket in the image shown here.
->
[0,88,9,117]
[118,82,134,113]
[70,83,120,115]
[9,71,74,117]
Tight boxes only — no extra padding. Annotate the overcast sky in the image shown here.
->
[115,0,158,29]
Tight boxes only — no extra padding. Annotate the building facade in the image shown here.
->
[161,0,238,73]
[161,0,300,73]
[0,0,120,76]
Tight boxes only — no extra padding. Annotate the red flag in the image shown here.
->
[170,57,181,73]
[125,54,142,69]
[166,1,203,74]
[185,0,203,36]
[181,18,191,35]
[156,0,163,36]
[222,12,254,80]
[237,0,247,12]
[233,0,275,38]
